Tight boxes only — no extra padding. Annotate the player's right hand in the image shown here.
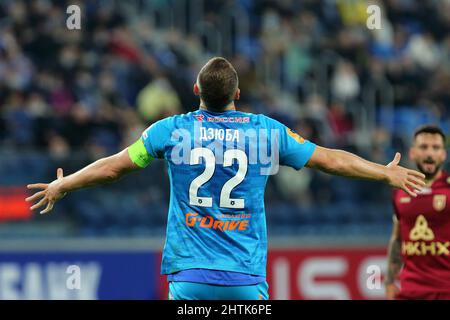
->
[385,283,399,300]
[385,152,426,197]
[26,168,67,214]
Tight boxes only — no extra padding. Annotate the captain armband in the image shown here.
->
[128,138,154,168]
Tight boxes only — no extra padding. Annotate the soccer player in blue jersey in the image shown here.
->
[26,57,425,300]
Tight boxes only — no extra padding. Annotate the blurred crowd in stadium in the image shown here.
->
[1,0,449,237]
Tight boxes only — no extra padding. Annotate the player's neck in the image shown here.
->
[425,170,443,186]
[199,102,236,113]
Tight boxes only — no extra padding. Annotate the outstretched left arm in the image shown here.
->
[305,146,425,197]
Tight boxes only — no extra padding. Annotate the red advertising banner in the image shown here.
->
[0,187,31,221]
[267,248,388,300]
[157,247,388,300]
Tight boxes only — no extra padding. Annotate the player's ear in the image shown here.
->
[193,83,200,96]
[235,88,240,100]
[409,147,415,161]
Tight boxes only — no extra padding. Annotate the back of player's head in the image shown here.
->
[414,125,446,144]
[197,57,239,111]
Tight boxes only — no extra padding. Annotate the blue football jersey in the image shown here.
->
[139,109,316,276]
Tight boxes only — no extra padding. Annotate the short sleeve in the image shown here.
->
[141,117,174,159]
[128,117,175,168]
[392,190,400,220]
[267,117,316,170]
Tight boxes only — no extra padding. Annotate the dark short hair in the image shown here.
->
[198,57,238,111]
[414,125,446,144]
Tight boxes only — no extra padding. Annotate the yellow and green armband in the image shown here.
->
[128,138,154,168]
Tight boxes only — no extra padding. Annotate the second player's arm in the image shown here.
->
[385,216,402,299]
[305,146,425,197]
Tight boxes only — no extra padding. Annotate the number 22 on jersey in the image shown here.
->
[189,147,247,209]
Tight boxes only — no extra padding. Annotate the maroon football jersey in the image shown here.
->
[392,171,450,293]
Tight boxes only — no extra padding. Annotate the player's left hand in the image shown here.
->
[26,168,67,214]
[386,152,426,197]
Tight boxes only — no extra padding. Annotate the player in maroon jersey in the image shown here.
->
[386,125,450,300]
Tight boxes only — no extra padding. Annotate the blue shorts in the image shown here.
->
[168,281,269,300]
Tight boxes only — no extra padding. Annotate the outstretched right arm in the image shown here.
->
[27,117,171,215]
[26,139,151,214]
